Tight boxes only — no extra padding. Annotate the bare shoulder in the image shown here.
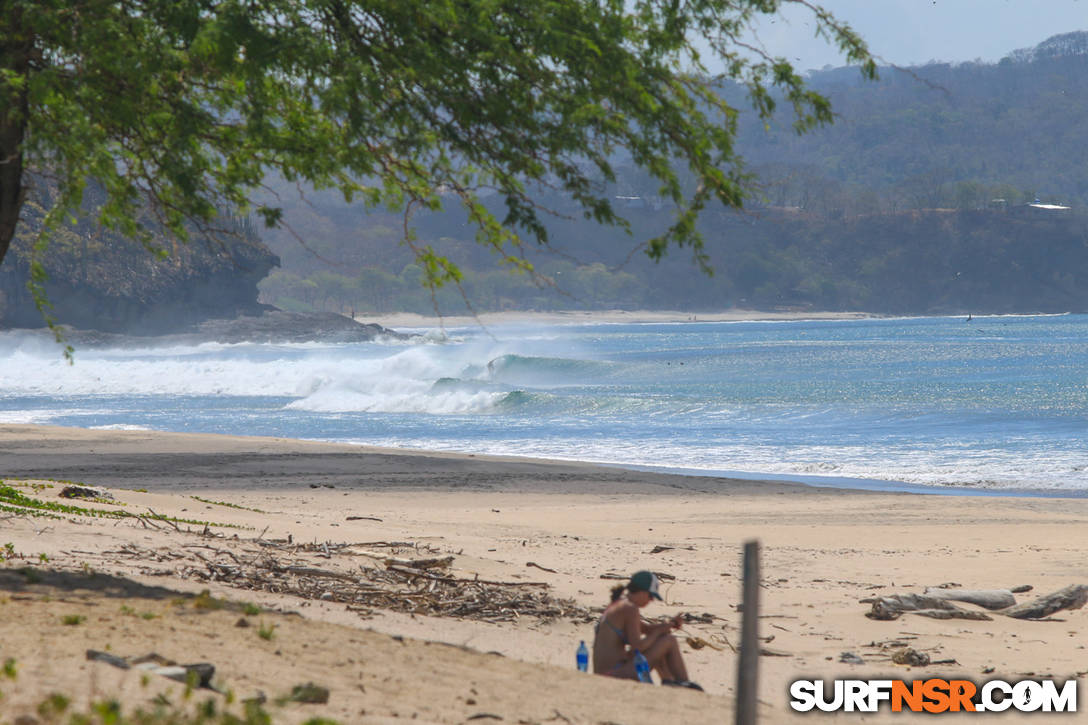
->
[604,598,635,620]
[615,599,640,622]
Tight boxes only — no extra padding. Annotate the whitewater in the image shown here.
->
[2,314,1087,495]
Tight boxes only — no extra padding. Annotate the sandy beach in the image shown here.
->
[1,424,1086,723]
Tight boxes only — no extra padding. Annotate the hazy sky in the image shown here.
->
[747,0,1087,72]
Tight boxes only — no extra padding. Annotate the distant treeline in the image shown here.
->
[259,203,1088,316]
[251,31,1088,315]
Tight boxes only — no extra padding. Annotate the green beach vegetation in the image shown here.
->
[0,481,244,530]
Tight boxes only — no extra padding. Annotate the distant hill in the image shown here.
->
[254,31,1088,317]
[736,31,1088,213]
[1006,30,1088,63]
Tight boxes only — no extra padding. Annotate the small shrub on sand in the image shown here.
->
[257,621,276,641]
[192,590,225,610]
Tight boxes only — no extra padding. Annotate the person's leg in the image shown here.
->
[599,657,639,680]
[609,661,639,679]
[644,634,688,682]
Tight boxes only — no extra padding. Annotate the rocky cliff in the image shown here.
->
[0,183,279,335]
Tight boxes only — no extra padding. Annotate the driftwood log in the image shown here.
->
[866,594,993,621]
[867,584,1088,622]
[922,588,1016,610]
[1000,584,1088,620]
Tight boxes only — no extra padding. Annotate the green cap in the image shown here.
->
[629,570,662,600]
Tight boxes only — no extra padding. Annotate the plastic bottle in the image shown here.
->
[576,640,589,672]
[633,650,652,683]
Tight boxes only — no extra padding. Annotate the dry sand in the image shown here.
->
[0,424,1086,724]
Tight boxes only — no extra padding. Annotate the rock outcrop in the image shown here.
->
[57,308,408,347]
[0,182,279,335]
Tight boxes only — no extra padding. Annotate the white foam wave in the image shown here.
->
[285,384,504,414]
[0,331,585,414]
[0,336,500,400]
[0,408,126,425]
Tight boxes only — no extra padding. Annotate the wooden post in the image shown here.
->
[735,539,760,725]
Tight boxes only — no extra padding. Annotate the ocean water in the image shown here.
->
[1,314,1086,495]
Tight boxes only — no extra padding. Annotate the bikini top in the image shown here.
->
[595,613,628,645]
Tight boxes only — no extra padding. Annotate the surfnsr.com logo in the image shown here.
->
[790,679,1077,713]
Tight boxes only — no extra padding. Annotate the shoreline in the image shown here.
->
[2,424,1087,723]
[606,462,1088,499]
[23,423,1085,499]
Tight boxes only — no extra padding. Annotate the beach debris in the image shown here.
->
[683,612,717,624]
[922,587,1017,610]
[759,647,791,657]
[648,545,695,554]
[1001,584,1088,620]
[107,537,595,624]
[684,636,725,651]
[600,570,675,581]
[865,584,1088,622]
[355,551,454,569]
[284,682,330,704]
[864,594,993,621]
[891,648,931,667]
[345,515,382,522]
[59,485,113,500]
[526,562,557,573]
[85,649,130,669]
[86,650,217,689]
[839,652,865,665]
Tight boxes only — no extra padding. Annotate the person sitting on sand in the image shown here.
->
[592,570,703,690]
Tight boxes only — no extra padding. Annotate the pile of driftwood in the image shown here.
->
[113,537,596,624]
[864,584,1088,621]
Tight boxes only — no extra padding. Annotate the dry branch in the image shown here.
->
[109,534,593,625]
[356,551,454,569]
[526,561,557,573]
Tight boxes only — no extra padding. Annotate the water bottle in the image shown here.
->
[576,640,589,672]
[633,650,652,683]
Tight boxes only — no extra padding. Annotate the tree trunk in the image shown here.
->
[0,4,32,268]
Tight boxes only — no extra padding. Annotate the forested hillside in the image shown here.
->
[249,31,1086,315]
